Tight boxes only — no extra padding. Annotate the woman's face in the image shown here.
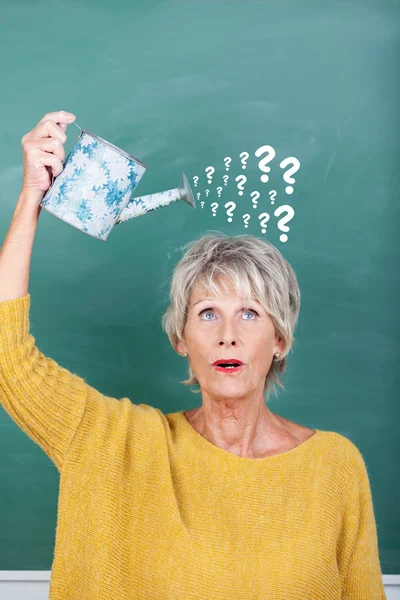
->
[176,276,284,400]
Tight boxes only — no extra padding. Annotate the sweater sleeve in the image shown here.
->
[338,440,387,599]
[0,293,93,471]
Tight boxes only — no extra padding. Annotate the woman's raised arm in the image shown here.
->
[0,110,75,302]
[0,111,105,471]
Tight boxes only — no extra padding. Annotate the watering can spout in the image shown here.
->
[116,173,196,224]
[177,172,196,208]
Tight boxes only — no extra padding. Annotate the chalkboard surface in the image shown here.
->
[0,0,398,573]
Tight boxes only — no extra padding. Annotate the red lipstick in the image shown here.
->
[212,359,244,373]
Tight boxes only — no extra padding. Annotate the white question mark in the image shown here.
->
[255,145,276,183]
[258,212,270,234]
[240,151,249,169]
[224,201,237,222]
[224,157,232,171]
[205,189,210,197]
[205,166,215,184]
[217,186,223,197]
[210,202,218,216]
[250,191,260,208]
[242,214,251,228]
[193,176,199,187]
[274,205,295,242]
[269,190,277,204]
[200,201,205,209]
[279,157,300,194]
[235,175,247,196]
[223,175,229,186]
[196,192,201,201]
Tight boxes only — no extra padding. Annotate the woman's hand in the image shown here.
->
[20,110,76,204]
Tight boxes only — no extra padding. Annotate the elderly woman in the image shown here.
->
[0,111,386,600]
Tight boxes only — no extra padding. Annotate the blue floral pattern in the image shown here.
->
[116,190,180,222]
[40,131,147,241]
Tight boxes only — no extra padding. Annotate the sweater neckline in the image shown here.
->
[177,410,322,463]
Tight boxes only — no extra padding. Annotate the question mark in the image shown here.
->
[224,201,236,222]
[235,175,247,196]
[240,151,249,169]
[223,175,229,186]
[193,176,199,188]
[217,186,223,198]
[205,189,210,197]
[205,166,215,184]
[210,202,218,216]
[200,201,205,209]
[250,191,260,208]
[242,214,251,228]
[274,205,295,242]
[258,212,270,234]
[224,157,232,171]
[280,157,300,194]
[255,145,276,183]
[196,192,201,201]
[269,190,277,204]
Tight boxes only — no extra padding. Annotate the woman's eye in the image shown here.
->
[200,309,215,320]
[243,309,258,319]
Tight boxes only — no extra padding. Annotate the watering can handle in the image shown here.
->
[50,121,83,186]
[71,121,83,132]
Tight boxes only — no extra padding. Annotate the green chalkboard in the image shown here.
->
[0,0,399,574]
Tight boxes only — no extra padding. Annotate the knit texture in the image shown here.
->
[0,293,386,599]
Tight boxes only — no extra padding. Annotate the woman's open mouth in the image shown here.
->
[212,360,244,373]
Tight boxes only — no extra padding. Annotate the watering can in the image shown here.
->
[40,122,196,241]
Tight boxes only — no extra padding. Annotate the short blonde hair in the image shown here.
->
[161,232,301,402]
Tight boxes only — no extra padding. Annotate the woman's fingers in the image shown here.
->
[20,110,76,201]
[22,111,75,144]
[25,137,66,162]
[37,110,76,127]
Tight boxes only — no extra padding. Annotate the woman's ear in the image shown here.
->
[175,338,188,355]
[274,332,285,355]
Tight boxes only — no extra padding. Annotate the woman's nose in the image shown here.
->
[218,320,238,346]
[219,338,236,346]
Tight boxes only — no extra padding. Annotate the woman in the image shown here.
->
[0,111,386,599]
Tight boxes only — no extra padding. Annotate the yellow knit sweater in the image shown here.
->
[0,294,386,599]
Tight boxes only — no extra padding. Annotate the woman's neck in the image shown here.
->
[184,403,296,459]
